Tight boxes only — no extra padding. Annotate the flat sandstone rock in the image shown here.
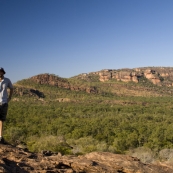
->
[0,144,172,173]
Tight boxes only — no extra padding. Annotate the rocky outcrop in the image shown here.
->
[114,71,140,83]
[30,74,98,94]
[98,69,142,83]
[0,144,173,173]
[90,67,173,86]
[144,69,161,84]
[13,86,44,98]
[31,74,70,88]
[98,69,112,82]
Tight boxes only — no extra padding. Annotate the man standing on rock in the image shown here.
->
[0,67,13,144]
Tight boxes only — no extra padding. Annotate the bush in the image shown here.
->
[27,135,72,155]
[4,127,25,143]
[127,147,155,164]
[159,149,173,162]
[67,136,108,154]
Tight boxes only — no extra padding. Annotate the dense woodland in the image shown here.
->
[4,74,173,161]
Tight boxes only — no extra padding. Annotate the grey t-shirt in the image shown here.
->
[0,77,13,104]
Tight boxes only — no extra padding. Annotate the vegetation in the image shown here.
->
[4,74,173,159]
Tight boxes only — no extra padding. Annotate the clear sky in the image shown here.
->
[1,0,173,83]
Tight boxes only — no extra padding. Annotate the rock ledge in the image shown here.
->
[0,144,173,173]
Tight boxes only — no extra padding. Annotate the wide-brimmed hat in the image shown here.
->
[0,67,6,74]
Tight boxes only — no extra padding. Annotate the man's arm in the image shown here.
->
[7,78,13,102]
[8,88,13,102]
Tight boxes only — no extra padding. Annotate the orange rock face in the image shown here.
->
[0,144,172,173]
[132,76,138,83]
[97,68,173,85]
[144,69,161,84]
[99,70,140,83]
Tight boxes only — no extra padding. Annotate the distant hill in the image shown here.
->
[13,67,173,98]
[73,67,173,86]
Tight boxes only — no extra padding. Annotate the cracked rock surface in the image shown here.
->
[0,144,173,173]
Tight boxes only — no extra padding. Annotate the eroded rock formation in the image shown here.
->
[13,86,44,98]
[0,144,173,173]
[144,69,160,84]
[30,74,98,94]
[98,69,142,83]
[94,67,173,86]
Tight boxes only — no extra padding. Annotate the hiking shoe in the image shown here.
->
[0,137,7,145]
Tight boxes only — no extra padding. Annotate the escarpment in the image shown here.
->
[81,67,173,86]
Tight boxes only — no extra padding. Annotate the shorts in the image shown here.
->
[0,103,8,121]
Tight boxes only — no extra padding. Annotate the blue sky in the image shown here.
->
[1,0,173,83]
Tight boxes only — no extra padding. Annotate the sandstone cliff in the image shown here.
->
[0,144,173,173]
[97,68,160,84]
[79,67,173,86]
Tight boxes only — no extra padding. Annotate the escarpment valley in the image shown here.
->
[4,67,173,172]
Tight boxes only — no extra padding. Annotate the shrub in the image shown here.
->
[67,136,108,155]
[27,135,72,155]
[127,147,155,164]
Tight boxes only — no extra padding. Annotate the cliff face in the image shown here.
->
[98,70,140,83]
[0,144,173,173]
[30,74,98,94]
[92,67,173,86]
[98,68,161,84]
